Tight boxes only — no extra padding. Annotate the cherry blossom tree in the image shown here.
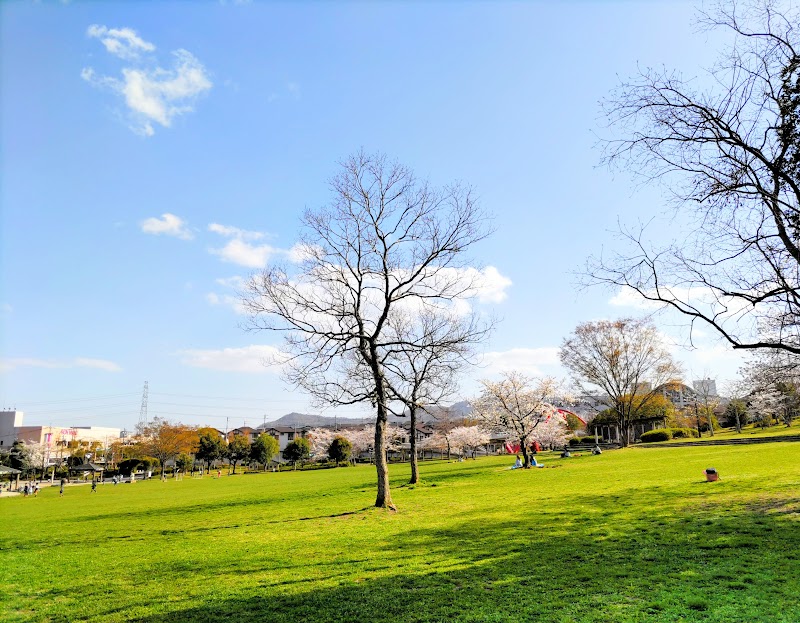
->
[339,427,374,462]
[448,426,491,459]
[471,372,561,468]
[530,416,569,450]
[306,428,337,460]
[418,431,449,459]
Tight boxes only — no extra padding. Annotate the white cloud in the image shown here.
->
[210,239,278,268]
[0,357,122,373]
[206,292,247,314]
[208,223,264,241]
[208,223,282,267]
[1,303,11,314]
[608,287,662,310]
[474,266,512,303]
[141,213,194,240]
[179,345,284,373]
[215,276,246,289]
[287,242,320,264]
[87,25,155,60]
[83,26,212,136]
[480,347,561,376]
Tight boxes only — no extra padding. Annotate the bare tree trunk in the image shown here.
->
[409,406,419,485]
[374,408,395,509]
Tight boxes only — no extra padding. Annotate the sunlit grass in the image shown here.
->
[3,442,800,622]
[663,420,800,442]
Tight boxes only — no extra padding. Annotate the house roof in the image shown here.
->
[0,465,22,475]
[264,426,296,434]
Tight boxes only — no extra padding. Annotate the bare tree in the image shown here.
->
[381,307,490,484]
[471,372,561,468]
[693,375,721,436]
[559,318,682,446]
[242,151,489,509]
[591,0,800,354]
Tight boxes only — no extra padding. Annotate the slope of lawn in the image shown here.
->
[2,442,800,623]
[663,420,800,442]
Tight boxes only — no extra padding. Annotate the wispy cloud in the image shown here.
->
[207,223,264,241]
[141,213,194,240]
[82,25,212,136]
[1,357,122,373]
[178,345,284,373]
[479,347,561,377]
[87,25,155,60]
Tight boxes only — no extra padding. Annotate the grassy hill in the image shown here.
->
[2,442,799,622]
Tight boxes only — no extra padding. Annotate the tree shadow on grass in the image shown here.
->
[122,488,800,623]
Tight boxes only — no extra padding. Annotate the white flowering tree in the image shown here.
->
[418,431,449,459]
[448,426,491,459]
[338,427,374,462]
[530,416,569,450]
[749,388,784,428]
[305,428,337,460]
[21,442,49,478]
[471,372,561,468]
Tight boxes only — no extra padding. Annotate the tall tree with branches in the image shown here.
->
[381,307,490,484]
[560,318,682,447]
[242,151,490,509]
[591,0,800,354]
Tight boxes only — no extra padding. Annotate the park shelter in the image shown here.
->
[70,462,104,480]
[0,464,22,490]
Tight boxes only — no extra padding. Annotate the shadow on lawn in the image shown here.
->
[124,488,800,623]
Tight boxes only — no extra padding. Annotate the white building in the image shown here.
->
[693,379,718,397]
[0,410,24,449]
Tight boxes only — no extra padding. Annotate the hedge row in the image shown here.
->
[568,436,597,446]
[640,427,700,442]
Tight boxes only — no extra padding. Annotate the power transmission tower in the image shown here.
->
[139,381,149,429]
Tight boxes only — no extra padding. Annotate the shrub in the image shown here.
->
[327,436,352,464]
[670,427,699,438]
[640,429,673,443]
[118,458,140,476]
[568,436,596,446]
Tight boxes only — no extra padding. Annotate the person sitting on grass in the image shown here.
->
[530,457,545,468]
[560,445,571,458]
[511,455,523,469]
[592,445,602,455]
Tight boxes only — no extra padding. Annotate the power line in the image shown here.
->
[4,392,139,406]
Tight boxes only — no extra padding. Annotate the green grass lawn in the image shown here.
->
[3,443,800,623]
[665,420,800,442]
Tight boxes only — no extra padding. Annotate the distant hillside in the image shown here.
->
[264,403,472,429]
[264,412,373,428]
[388,401,473,424]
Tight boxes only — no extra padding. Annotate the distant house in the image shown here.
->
[228,426,259,443]
[256,425,301,457]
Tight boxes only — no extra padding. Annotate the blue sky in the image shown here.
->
[1,1,745,431]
